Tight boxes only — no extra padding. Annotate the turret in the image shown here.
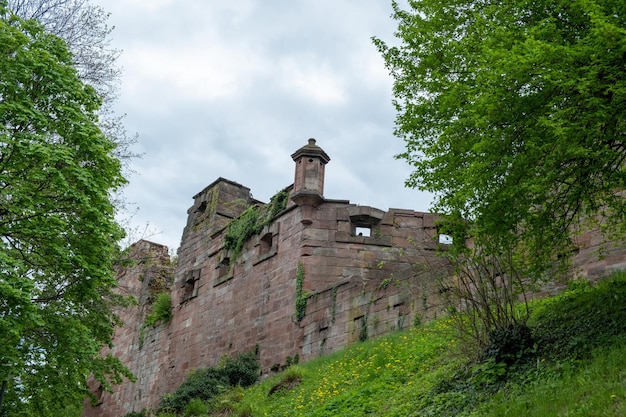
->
[290,138,330,224]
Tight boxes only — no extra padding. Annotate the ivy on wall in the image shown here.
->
[295,261,307,323]
[144,292,173,327]
[266,186,290,219]
[139,292,172,348]
[192,187,219,231]
[223,205,262,261]
[223,187,290,262]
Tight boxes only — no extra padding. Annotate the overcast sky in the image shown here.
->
[96,0,432,252]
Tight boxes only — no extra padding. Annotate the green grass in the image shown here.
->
[241,318,462,417]
[470,343,626,417]
[144,272,626,417]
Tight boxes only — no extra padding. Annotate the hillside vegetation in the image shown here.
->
[131,272,626,417]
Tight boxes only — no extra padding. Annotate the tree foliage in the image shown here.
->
[375,0,626,274]
[8,0,138,168]
[0,4,132,415]
[8,0,119,93]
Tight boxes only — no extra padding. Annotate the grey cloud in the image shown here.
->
[100,0,431,252]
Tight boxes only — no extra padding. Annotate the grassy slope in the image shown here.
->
[172,273,626,417]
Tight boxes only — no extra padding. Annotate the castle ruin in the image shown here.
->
[83,139,626,416]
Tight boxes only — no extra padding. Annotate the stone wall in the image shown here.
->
[574,227,626,280]
[85,240,174,416]
[297,205,451,362]
[83,178,453,416]
[83,140,626,417]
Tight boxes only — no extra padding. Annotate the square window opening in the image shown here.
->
[355,226,371,237]
[181,270,200,303]
[438,234,453,245]
[259,233,273,256]
[218,257,230,277]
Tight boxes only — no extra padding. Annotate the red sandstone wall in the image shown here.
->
[83,179,453,416]
[84,177,626,417]
[298,205,451,362]
[83,240,174,416]
[574,227,626,279]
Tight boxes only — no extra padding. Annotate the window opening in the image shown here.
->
[195,201,207,213]
[438,234,453,244]
[218,258,230,277]
[355,226,371,237]
[259,233,273,256]
[181,269,200,303]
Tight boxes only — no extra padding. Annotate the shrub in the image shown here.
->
[219,351,260,387]
[145,292,172,327]
[184,398,208,416]
[160,367,227,413]
[159,351,259,413]
[437,233,533,361]
[481,323,534,365]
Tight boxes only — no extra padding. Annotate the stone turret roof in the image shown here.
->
[290,138,330,163]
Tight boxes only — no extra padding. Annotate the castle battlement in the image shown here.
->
[83,140,626,416]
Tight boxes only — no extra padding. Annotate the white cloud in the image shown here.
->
[95,0,433,252]
[276,55,347,105]
[120,39,263,102]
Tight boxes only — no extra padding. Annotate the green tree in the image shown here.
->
[8,0,142,243]
[375,0,626,275]
[8,0,139,168]
[375,1,626,359]
[0,4,133,415]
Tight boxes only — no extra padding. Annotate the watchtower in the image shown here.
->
[289,138,330,224]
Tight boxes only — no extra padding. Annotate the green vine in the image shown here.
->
[223,187,290,262]
[139,292,172,349]
[358,297,373,342]
[359,315,368,342]
[266,186,290,219]
[331,286,338,324]
[193,187,219,231]
[224,205,263,261]
[295,261,307,323]
[145,292,172,327]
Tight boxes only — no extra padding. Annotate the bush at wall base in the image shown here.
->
[158,351,259,414]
